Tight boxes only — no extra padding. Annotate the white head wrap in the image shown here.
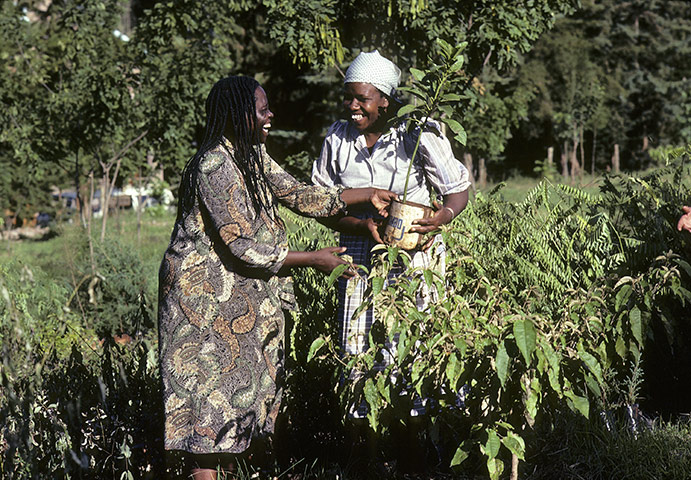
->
[344,50,401,97]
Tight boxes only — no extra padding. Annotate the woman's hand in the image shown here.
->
[311,246,357,278]
[339,188,397,216]
[678,206,691,232]
[409,200,452,234]
[362,217,385,243]
[370,189,398,217]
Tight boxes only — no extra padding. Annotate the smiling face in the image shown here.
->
[254,86,273,143]
[343,82,389,134]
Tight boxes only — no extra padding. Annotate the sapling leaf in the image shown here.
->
[307,337,326,363]
[451,445,469,467]
[444,117,464,134]
[455,130,467,145]
[396,103,417,117]
[327,263,348,287]
[501,432,526,460]
[410,67,425,82]
[372,276,384,296]
[629,306,643,345]
[513,318,536,364]
[482,428,501,459]
[495,341,510,388]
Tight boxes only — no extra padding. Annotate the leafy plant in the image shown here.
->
[394,38,468,203]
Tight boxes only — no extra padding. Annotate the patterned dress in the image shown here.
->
[158,138,345,454]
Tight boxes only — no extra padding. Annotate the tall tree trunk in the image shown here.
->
[579,125,585,173]
[591,129,597,175]
[611,144,620,173]
[478,157,487,188]
[463,152,475,190]
[570,135,580,181]
[561,141,569,179]
[547,146,554,170]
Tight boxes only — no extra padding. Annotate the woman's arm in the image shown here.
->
[409,190,469,234]
[278,246,356,278]
[264,150,396,216]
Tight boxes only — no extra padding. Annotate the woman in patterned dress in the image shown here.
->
[158,76,396,479]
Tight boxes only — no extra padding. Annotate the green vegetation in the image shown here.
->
[2,0,691,478]
[2,161,690,478]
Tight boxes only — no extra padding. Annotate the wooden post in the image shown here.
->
[478,157,487,188]
[611,144,620,173]
[547,146,554,170]
[463,152,475,189]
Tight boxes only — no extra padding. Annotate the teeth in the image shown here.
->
[352,114,363,121]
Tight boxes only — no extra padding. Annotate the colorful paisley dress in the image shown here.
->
[158,138,345,454]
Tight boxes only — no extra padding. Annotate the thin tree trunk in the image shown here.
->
[579,125,585,173]
[478,157,487,188]
[511,453,519,480]
[612,144,620,173]
[547,146,554,175]
[87,172,96,276]
[570,135,580,181]
[591,129,597,175]
[561,141,569,179]
[463,152,475,190]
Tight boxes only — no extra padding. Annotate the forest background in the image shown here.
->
[1,1,691,479]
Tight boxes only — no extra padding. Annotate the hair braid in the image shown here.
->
[177,76,273,221]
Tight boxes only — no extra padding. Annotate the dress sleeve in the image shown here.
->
[416,125,471,195]
[196,152,288,275]
[263,148,346,218]
[311,126,339,188]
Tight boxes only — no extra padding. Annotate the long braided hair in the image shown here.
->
[176,76,273,221]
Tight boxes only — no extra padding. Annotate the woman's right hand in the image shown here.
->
[678,206,691,232]
[312,246,356,278]
[361,218,385,243]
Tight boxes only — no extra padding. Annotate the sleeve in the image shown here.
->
[196,152,287,275]
[263,148,346,218]
[311,123,340,188]
[417,125,471,195]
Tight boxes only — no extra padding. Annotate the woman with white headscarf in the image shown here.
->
[311,51,471,417]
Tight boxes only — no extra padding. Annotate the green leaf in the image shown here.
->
[372,276,385,296]
[495,341,510,388]
[307,337,326,363]
[409,67,425,82]
[565,391,590,418]
[327,263,348,287]
[455,130,467,145]
[630,306,643,346]
[615,284,632,311]
[450,445,469,467]
[486,457,504,480]
[444,117,464,134]
[482,428,501,460]
[577,344,603,384]
[397,103,417,117]
[513,318,536,364]
[615,336,628,358]
[501,432,525,460]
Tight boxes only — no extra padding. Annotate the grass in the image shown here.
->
[0,208,175,296]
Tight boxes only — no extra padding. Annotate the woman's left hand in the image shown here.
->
[409,200,453,234]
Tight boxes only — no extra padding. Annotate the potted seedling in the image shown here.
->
[383,39,468,249]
